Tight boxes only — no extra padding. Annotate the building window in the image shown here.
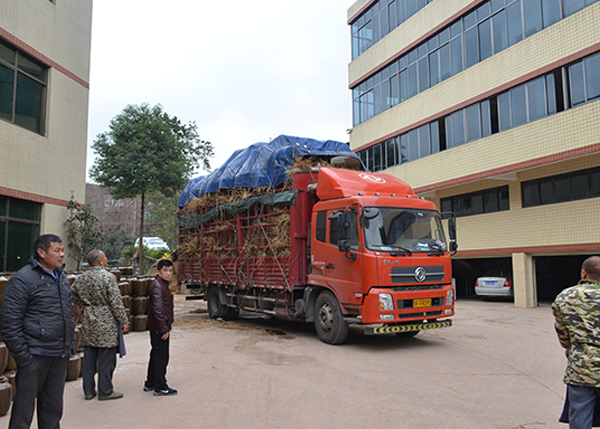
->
[0,196,41,272]
[521,167,600,208]
[0,39,47,134]
[351,0,600,126]
[440,186,509,217]
[357,51,600,170]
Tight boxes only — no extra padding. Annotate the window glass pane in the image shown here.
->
[452,110,465,147]
[400,69,409,102]
[461,195,473,215]
[466,104,481,142]
[373,143,382,171]
[522,181,540,207]
[465,27,479,68]
[484,189,499,212]
[439,28,450,44]
[429,51,440,86]
[481,100,491,137]
[419,124,431,157]
[15,74,43,133]
[542,0,561,27]
[464,10,477,29]
[430,121,440,154]
[540,177,554,204]
[9,198,39,221]
[511,84,527,127]
[592,169,600,196]
[418,57,429,92]
[439,44,451,81]
[585,53,600,100]
[7,222,36,272]
[527,77,546,120]
[390,74,399,106]
[452,197,462,216]
[562,0,584,16]
[406,0,416,18]
[428,35,439,51]
[400,134,410,163]
[507,1,524,46]
[450,21,462,38]
[472,192,484,214]
[441,199,452,213]
[0,197,6,216]
[492,10,508,54]
[407,63,418,98]
[523,0,543,37]
[0,64,14,121]
[498,186,510,210]
[386,138,399,167]
[571,171,590,199]
[479,20,493,61]
[389,1,397,29]
[492,0,506,12]
[373,84,382,116]
[17,54,45,83]
[408,129,419,161]
[450,37,463,76]
[445,116,453,148]
[546,73,557,114]
[554,175,571,201]
[568,62,585,106]
[0,40,15,65]
[316,211,326,242]
[329,217,339,244]
[478,3,491,19]
[498,92,511,131]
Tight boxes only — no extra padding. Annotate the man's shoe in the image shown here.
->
[98,391,124,401]
[153,387,177,396]
[143,385,153,392]
[84,391,97,400]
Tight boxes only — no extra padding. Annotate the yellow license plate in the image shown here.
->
[414,298,431,308]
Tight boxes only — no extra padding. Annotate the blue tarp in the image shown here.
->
[179,135,363,209]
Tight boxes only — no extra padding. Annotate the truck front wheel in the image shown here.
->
[314,291,348,345]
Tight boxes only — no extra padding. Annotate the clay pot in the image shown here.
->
[66,354,81,381]
[132,297,148,315]
[109,269,121,282]
[122,295,131,310]
[132,278,148,297]
[3,370,16,400]
[133,315,148,332]
[0,343,8,375]
[5,354,16,371]
[125,308,131,322]
[119,281,131,296]
[0,376,11,416]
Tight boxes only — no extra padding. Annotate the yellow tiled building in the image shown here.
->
[0,0,92,271]
[347,0,600,307]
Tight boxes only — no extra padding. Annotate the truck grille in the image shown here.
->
[390,266,444,284]
[397,310,442,320]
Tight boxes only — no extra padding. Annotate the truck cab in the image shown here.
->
[306,168,456,344]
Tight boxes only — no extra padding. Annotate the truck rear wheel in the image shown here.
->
[207,286,230,320]
[314,291,348,345]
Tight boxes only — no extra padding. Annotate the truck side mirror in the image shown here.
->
[441,211,458,255]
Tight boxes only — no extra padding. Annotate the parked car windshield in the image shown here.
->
[363,207,448,253]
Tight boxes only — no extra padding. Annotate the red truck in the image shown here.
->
[178,167,457,344]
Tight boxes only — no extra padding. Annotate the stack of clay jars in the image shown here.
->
[120,277,151,332]
[67,273,83,382]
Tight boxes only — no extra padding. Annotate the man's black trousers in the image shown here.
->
[9,355,69,429]
[145,331,170,391]
[82,346,118,397]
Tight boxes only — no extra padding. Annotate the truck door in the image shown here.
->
[322,210,364,310]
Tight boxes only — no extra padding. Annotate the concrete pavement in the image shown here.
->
[0,297,569,429]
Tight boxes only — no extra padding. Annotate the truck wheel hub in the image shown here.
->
[318,304,334,332]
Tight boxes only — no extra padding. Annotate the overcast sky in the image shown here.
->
[86,0,355,181]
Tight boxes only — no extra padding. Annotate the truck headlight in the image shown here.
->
[379,293,394,311]
[446,288,454,306]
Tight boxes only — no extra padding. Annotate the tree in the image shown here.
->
[146,190,180,249]
[90,103,213,274]
[63,196,104,270]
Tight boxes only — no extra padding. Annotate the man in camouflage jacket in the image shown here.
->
[552,256,600,429]
[71,250,129,401]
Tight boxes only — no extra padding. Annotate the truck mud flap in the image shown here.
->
[364,320,452,335]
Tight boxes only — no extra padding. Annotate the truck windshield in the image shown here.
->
[362,207,448,253]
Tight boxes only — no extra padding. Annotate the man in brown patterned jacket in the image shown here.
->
[71,250,129,401]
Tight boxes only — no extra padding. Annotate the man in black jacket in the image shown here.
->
[144,258,177,396]
[0,234,76,429]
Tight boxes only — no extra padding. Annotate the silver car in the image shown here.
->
[475,277,513,298]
